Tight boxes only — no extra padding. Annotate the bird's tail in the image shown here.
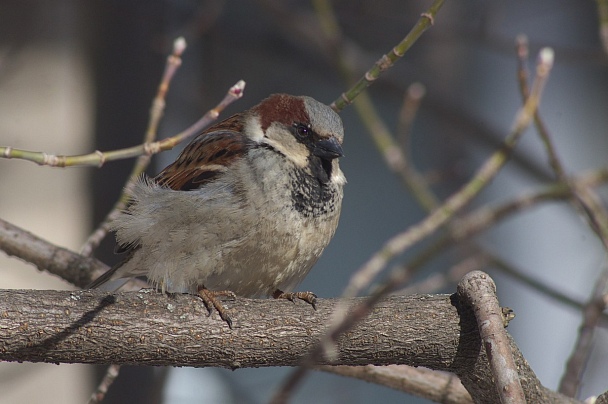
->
[86,255,130,289]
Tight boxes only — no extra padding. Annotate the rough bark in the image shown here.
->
[457,271,525,403]
[0,289,580,403]
[0,218,105,287]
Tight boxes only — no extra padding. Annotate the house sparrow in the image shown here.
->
[89,94,346,327]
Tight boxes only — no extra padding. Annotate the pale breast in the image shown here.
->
[114,150,344,297]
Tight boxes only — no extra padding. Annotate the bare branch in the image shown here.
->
[0,290,455,367]
[87,364,120,404]
[314,0,439,211]
[0,218,106,288]
[330,0,445,112]
[396,167,608,304]
[516,35,566,181]
[319,365,473,404]
[457,271,525,403]
[559,264,608,397]
[0,287,581,404]
[516,38,608,397]
[0,80,245,168]
[0,217,148,291]
[397,82,426,151]
[340,46,555,301]
[596,0,608,56]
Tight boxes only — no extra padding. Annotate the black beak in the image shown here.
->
[312,137,344,160]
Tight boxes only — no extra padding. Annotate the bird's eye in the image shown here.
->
[294,123,311,138]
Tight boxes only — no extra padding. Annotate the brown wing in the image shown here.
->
[154,114,251,191]
[110,115,251,258]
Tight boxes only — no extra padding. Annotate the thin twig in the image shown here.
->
[351,92,440,210]
[559,219,608,398]
[559,262,608,397]
[516,36,608,396]
[330,0,445,112]
[0,80,245,168]
[394,83,438,211]
[515,35,566,181]
[398,167,608,310]
[317,0,440,210]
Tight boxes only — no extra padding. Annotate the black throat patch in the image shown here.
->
[290,163,339,218]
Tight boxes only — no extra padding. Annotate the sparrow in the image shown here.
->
[88,94,346,327]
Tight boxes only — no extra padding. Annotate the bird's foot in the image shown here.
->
[197,287,236,329]
[272,289,317,310]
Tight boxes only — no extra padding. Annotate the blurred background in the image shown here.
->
[1,1,607,403]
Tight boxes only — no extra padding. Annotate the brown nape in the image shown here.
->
[254,94,309,132]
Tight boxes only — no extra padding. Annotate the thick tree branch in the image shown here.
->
[0,218,106,287]
[0,289,581,403]
[458,271,524,403]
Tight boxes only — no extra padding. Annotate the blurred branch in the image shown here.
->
[0,80,245,167]
[0,218,106,288]
[342,47,554,301]
[516,36,608,397]
[269,49,553,402]
[319,365,473,404]
[352,92,440,210]
[0,217,147,291]
[88,364,120,404]
[516,35,566,181]
[401,168,608,303]
[397,82,426,155]
[597,0,608,56]
[559,264,608,397]
[314,0,441,210]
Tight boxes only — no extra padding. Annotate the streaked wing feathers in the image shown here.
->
[154,114,251,191]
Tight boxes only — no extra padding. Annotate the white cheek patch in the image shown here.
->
[263,123,309,168]
[263,136,309,168]
[244,115,265,141]
[332,165,347,185]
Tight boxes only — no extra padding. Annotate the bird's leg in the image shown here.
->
[272,289,317,310]
[197,286,236,329]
